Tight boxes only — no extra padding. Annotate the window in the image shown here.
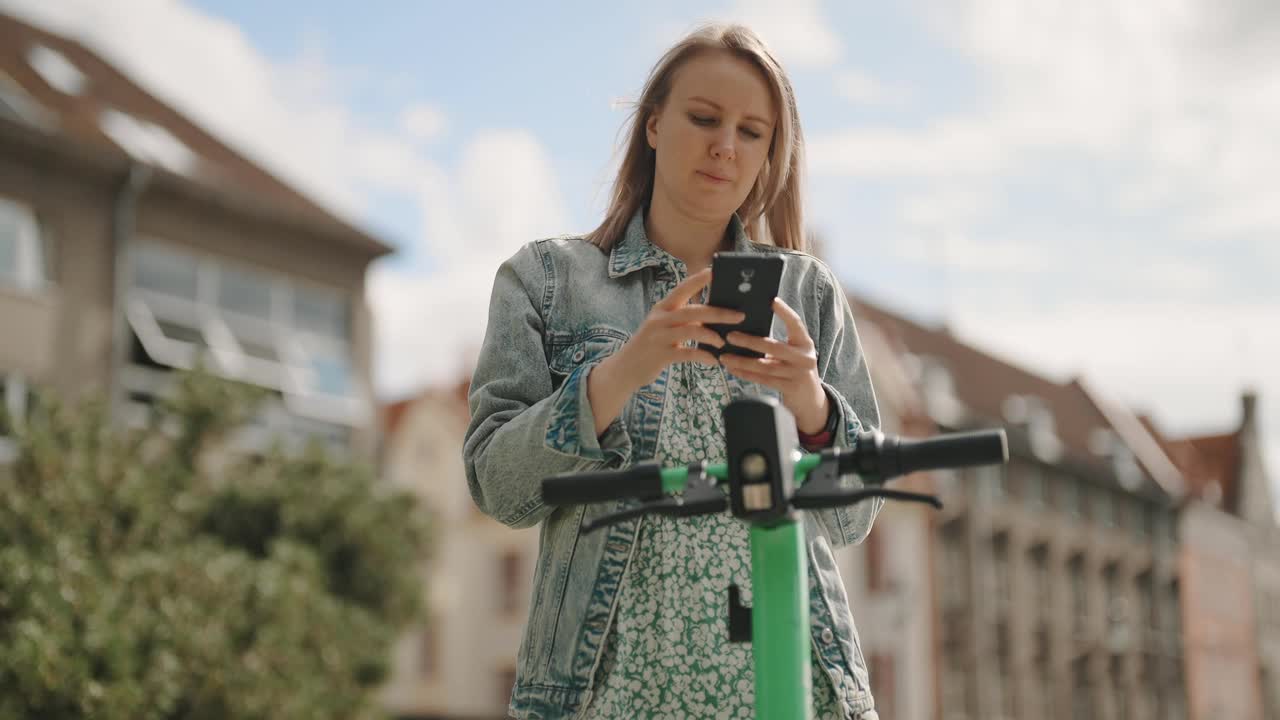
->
[977,464,1005,503]
[865,526,885,593]
[500,550,523,615]
[1072,657,1093,720]
[419,618,439,677]
[869,653,897,720]
[1060,477,1083,520]
[1029,544,1052,618]
[1069,554,1088,636]
[216,264,273,320]
[133,242,198,301]
[1135,572,1155,646]
[293,283,350,340]
[0,197,48,291]
[1095,488,1116,529]
[1023,462,1047,509]
[940,521,968,610]
[942,652,971,719]
[992,534,1011,614]
[125,241,365,441]
[0,375,28,463]
[497,666,517,708]
[1104,564,1128,651]
[0,71,54,128]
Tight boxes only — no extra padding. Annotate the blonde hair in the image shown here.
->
[585,23,807,252]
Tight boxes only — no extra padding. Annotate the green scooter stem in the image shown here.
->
[750,519,812,719]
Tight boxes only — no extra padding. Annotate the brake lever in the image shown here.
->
[791,449,942,511]
[580,463,728,533]
[791,487,942,510]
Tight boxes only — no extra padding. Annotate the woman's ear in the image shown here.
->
[646,110,660,150]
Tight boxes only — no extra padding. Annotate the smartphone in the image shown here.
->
[698,252,785,359]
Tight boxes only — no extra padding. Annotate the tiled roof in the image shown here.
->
[850,295,1182,497]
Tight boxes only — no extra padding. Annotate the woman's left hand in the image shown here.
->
[719,297,830,434]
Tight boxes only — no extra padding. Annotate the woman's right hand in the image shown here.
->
[586,269,745,436]
[610,268,746,390]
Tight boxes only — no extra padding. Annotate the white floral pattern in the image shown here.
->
[582,318,844,718]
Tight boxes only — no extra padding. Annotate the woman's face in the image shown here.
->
[646,50,777,224]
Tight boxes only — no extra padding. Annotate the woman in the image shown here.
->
[464,23,882,720]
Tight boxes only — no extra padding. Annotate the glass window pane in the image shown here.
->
[134,244,198,300]
[217,264,273,319]
[293,284,349,339]
[307,352,353,397]
[0,211,17,281]
[156,319,206,347]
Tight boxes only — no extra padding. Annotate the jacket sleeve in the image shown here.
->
[810,262,884,548]
[462,242,632,529]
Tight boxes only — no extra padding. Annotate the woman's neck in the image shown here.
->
[644,197,730,275]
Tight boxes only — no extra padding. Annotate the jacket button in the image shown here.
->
[821,627,835,644]
[573,349,586,363]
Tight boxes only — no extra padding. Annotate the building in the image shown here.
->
[0,12,389,461]
[380,379,538,720]
[834,311,945,720]
[1157,391,1280,720]
[851,297,1190,720]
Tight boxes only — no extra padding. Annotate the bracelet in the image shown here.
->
[797,391,839,448]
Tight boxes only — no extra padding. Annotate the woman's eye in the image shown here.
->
[740,127,762,140]
[689,113,715,126]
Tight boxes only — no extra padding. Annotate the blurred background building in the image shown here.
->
[3,6,1278,720]
[0,12,386,462]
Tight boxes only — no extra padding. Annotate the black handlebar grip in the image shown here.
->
[890,429,1008,477]
[541,461,664,506]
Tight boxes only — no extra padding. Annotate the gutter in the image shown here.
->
[107,162,153,421]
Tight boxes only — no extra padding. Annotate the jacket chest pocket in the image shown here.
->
[546,326,629,387]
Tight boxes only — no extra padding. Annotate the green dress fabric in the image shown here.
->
[581,352,845,719]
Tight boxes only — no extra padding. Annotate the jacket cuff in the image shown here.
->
[820,380,881,547]
[544,361,631,465]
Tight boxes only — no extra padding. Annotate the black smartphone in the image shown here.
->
[698,252,785,359]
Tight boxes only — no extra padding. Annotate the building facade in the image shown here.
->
[0,12,388,462]
[851,298,1191,720]
[380,381,539,720]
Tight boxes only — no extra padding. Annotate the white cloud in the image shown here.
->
[898,187,998,229]
[662,0,842,70]
[808,118,1010,178]
[808,0,1280,489]
[834,68,910,106]
[895,231,1055,273]
[371,129,570,397]
[727,0,842,68]
[400,103,447,144]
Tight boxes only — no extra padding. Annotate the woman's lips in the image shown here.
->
[697,170,731,183]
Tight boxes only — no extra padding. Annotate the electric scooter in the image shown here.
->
[541,395,1008,719]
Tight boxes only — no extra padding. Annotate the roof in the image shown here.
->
[382,378,471,440]
[849,294,1182,497]
[1164,431,1243,512]
[0,11,392,257]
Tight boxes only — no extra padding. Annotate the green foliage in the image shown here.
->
[0,370,430,719]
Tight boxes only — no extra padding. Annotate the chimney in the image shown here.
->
[1241,389,1258,430]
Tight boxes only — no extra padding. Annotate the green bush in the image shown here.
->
[0,370,430,719]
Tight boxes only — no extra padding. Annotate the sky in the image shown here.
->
[2,0,1277,479]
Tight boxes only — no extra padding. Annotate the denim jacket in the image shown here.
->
[464,209,883,719]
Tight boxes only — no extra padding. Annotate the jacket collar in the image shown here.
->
[608,205,754,279]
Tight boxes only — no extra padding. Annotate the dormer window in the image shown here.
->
[27,45,86,96]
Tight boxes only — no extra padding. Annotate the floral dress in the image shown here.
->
[581,288,845,719]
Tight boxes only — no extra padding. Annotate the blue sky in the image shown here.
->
[4,0,1278,475]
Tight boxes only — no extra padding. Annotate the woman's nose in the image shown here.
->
[710,129,736,161]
